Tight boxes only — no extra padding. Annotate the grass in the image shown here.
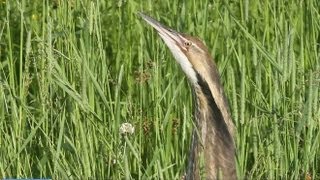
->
[0,0,319,179]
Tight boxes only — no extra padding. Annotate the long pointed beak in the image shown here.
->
[138,12,186,48]
[138,12,199,84]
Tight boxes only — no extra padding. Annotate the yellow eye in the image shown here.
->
[184,41,192,47]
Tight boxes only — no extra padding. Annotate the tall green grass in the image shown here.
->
[0,0,319,179]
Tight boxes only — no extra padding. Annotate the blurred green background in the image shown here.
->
[0,0,319,179]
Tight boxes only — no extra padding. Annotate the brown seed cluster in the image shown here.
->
[134,70,151,84]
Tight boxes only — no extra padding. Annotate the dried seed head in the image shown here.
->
[119,123,135,135]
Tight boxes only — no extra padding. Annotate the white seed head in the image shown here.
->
[119,123,135,135]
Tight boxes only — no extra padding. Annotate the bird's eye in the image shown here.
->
[184,41,192,47]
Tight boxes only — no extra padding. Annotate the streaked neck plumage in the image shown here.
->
[186,57,236,180]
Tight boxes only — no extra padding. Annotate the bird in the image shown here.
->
[139,12,237,180]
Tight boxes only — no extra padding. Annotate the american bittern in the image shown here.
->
[139,12,236,180]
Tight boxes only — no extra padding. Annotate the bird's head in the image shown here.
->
[139,12,218,86]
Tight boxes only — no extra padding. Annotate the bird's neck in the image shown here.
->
[186,73,236,180]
